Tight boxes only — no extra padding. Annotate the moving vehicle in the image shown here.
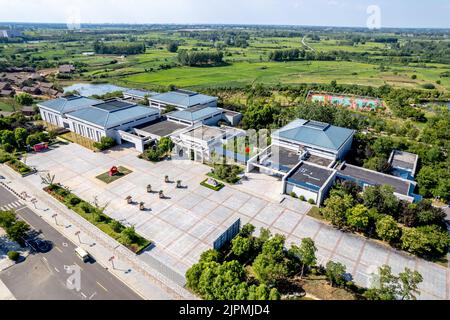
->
[75,247,90,263]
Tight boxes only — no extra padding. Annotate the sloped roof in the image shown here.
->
[150,90,217,109]
[124,89,159,98]
[38,95,101,114]
[167,105,223,123]
[273,119,355,151]
[67,100,160,129]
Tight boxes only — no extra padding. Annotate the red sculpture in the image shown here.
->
[33,142,48,152]
[109,166,119,177]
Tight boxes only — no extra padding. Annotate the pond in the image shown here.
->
[63,83,128,97]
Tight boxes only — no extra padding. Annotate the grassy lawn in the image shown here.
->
[307,206,325,221]
[0,99,17,112]
[44,184,151,254]
[96,166,132,184]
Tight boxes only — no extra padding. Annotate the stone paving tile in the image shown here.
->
[188,219,218,240]
[207,187,234,204]
[238,197,267,218]
[176,192,204,210]
[416,262,447,299]
[292,216,322,239]
[313,226,341,249]
[359,242,390,267]
[254,203,285,226]
[336,234,365,260]
[191,184,215,198]
[221,192,251,211]
[167,233,199,259]
[386,251,417,275]
[205,205,234,225]
[272,209,303,234]
[189,199,219,218]
[315,245,333,266]
[160,206,199,232]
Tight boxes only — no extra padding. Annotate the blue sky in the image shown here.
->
[0,0,449,28]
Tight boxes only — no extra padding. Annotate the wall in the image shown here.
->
[285,183,318,204]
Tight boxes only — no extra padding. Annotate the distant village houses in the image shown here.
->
[58,64,76,74]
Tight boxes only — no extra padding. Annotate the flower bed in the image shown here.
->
[44,184,151,254]
[96,166,133,184]
[200,178,224,191]
[6,158,35,177]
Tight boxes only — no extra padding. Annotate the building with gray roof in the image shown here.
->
[150,89,217,110]
[123,89,159,102]
[166,105,224,126]
[272,119,355,160]
[37,95,101,129]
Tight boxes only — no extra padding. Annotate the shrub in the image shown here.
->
[93,136,116,151]
[79,202,92,213]
[7,251,20,261]
[299,195,306,201]
[376,215,401,243]
[0,151,12,163]
[308,199,315,205]
[2,143,14,153]
[68,197,81,206]
[400,225,450,258]
[290,192,297,198]
[111,220,124,233]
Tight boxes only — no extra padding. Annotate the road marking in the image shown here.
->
[54,267,60,273]
[89,292,97,300]
[55,246,63,253]
[96,281,108,292]
[42,257,48,262]
[81,292,87,299]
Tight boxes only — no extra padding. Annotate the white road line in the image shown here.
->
[81,292,87,299]
[96,281,108,292]
[55,246,63,253]
[89,292,97,300]
[42,257,48,262]
[54,267,60,273]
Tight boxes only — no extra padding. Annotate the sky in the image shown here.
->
[0,0,449,29]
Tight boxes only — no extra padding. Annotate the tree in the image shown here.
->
[325,261,346,287]
[0,130,16,147]
[158,137,174,154]
[0,211,16,229]
[398,268,423,300]
[322,194,354,228]
[167,42,179,53]
[14,128,28,149]
[362,185,399,216]
[290,237,317,278]
[6,220,30,243]
[252,234,289,286]
[231,236,253,260]
[364,265,399,300]
[364,265,423,300]
[346,204,370,232]
[400,225,450,258]
[375,215,401,242]
[15,93,33,106]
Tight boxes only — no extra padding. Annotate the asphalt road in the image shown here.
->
[0,185,142,300]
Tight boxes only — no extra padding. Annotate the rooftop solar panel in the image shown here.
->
[93,99,135,111]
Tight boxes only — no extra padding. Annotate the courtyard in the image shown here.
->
[23,142,450,299]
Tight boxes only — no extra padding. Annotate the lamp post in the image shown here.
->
[75,231,81,243]
[109,256,115,270]
[51,213,58,225]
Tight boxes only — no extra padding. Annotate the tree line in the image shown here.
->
[93,41,146,55]
[177,49,224,66]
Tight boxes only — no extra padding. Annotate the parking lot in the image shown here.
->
[24,143,450,299]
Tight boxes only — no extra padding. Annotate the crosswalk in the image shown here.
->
[0,200,24,211]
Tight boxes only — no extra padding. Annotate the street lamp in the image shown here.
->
[109,256,115,270]
[75,231,81,243]
[31,198,37,209]
[52,213,58,225]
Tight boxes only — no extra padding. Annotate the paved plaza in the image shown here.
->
[24,142,450,299]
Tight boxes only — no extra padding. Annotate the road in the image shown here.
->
[0,185,142,300]
[301,36,315,51]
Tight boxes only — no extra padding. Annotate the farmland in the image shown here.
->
[1,26,449,93]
